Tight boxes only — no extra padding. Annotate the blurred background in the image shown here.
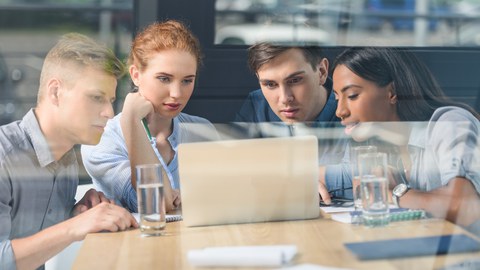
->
[0,0,134,123]
[215,0,480,47]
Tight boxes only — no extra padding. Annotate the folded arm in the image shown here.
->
[398,177,480,227]
[120,92,178,212]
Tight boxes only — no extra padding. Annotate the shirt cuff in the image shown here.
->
[325,164,354,199]
[1,240,17,270]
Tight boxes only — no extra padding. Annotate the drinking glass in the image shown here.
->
[358,152,389,227]
[350,145,377,210]
[136,164,166,236]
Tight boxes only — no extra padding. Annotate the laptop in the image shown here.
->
[178,135,320,227]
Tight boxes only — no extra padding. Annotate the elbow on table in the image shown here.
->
[444,178,480,227]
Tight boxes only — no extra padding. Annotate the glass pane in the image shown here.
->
[0,0,134,124]
[215,0,480,47]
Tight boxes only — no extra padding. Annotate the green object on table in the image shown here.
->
[389,209,426,222]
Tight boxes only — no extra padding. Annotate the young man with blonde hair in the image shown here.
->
[0,33,137,270]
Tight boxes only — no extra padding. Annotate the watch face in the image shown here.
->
[394,184,408,196]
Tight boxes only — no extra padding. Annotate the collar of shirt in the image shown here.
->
[21,109,76,169]
[148,117,180,150]
[316,77,339,122]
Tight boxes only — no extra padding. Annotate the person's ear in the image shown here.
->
[46,78,61,106]
[129,65,140,86]
[317,58,329,85]
[387,83,397,104]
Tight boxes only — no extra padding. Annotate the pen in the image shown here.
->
[131,88,153,140]
[141,118,152,140]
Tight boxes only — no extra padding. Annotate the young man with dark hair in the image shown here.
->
[235,42,338,123]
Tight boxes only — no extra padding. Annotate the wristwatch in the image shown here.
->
[392,183,410,207]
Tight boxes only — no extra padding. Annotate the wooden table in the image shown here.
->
[72,212,480,270]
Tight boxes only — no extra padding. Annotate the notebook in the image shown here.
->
[178,135,320,227]
[132,213,182,223]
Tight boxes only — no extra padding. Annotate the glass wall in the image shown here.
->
[0,0,134,124]
[215,0,480,47]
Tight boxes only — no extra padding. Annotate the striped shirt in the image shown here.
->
[0,109,78,270]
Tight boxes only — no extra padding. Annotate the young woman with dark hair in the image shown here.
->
[322,47,480,230]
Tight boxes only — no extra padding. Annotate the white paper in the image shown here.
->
[188,245,297,267]
[330,213,354,224]
[320,206,355,213]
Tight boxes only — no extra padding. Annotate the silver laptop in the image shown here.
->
[178,135,320,227]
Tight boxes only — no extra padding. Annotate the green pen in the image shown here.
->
[141,118,152,140]
[131,87,152,140]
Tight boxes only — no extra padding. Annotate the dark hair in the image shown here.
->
[247,42,324,73]
[332,47,479,121]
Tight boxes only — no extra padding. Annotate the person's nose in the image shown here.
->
[102,103,114,119]
[170,82,182,99]
[335,98,349,120]
[279,85,294,104]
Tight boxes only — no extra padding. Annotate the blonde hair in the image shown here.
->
[128,20,202,72]
[38,33,124,103]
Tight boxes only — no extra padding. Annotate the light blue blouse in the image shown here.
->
[325,106,480,197]
[408,106,480,193]
[81,112,218,212]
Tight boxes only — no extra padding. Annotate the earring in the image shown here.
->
[391,96,397,104]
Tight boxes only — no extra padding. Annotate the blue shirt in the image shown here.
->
[81,112,218,212]
[0,109,78,270]
[325,106,480,199]
[234,78,339,123]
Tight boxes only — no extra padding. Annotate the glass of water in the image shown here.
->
[136,164,166,236]
[350,145,377,210]
[358,152,389,227]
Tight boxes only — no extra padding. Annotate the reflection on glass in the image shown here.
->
[215,0,480,47]
[0,0,134,124]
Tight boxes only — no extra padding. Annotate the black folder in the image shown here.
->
[345,234,480,260]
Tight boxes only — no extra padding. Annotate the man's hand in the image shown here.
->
[318,166,331,205]
[67,202,139,241]
[72,189,114,216]
[318,181,332,205]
